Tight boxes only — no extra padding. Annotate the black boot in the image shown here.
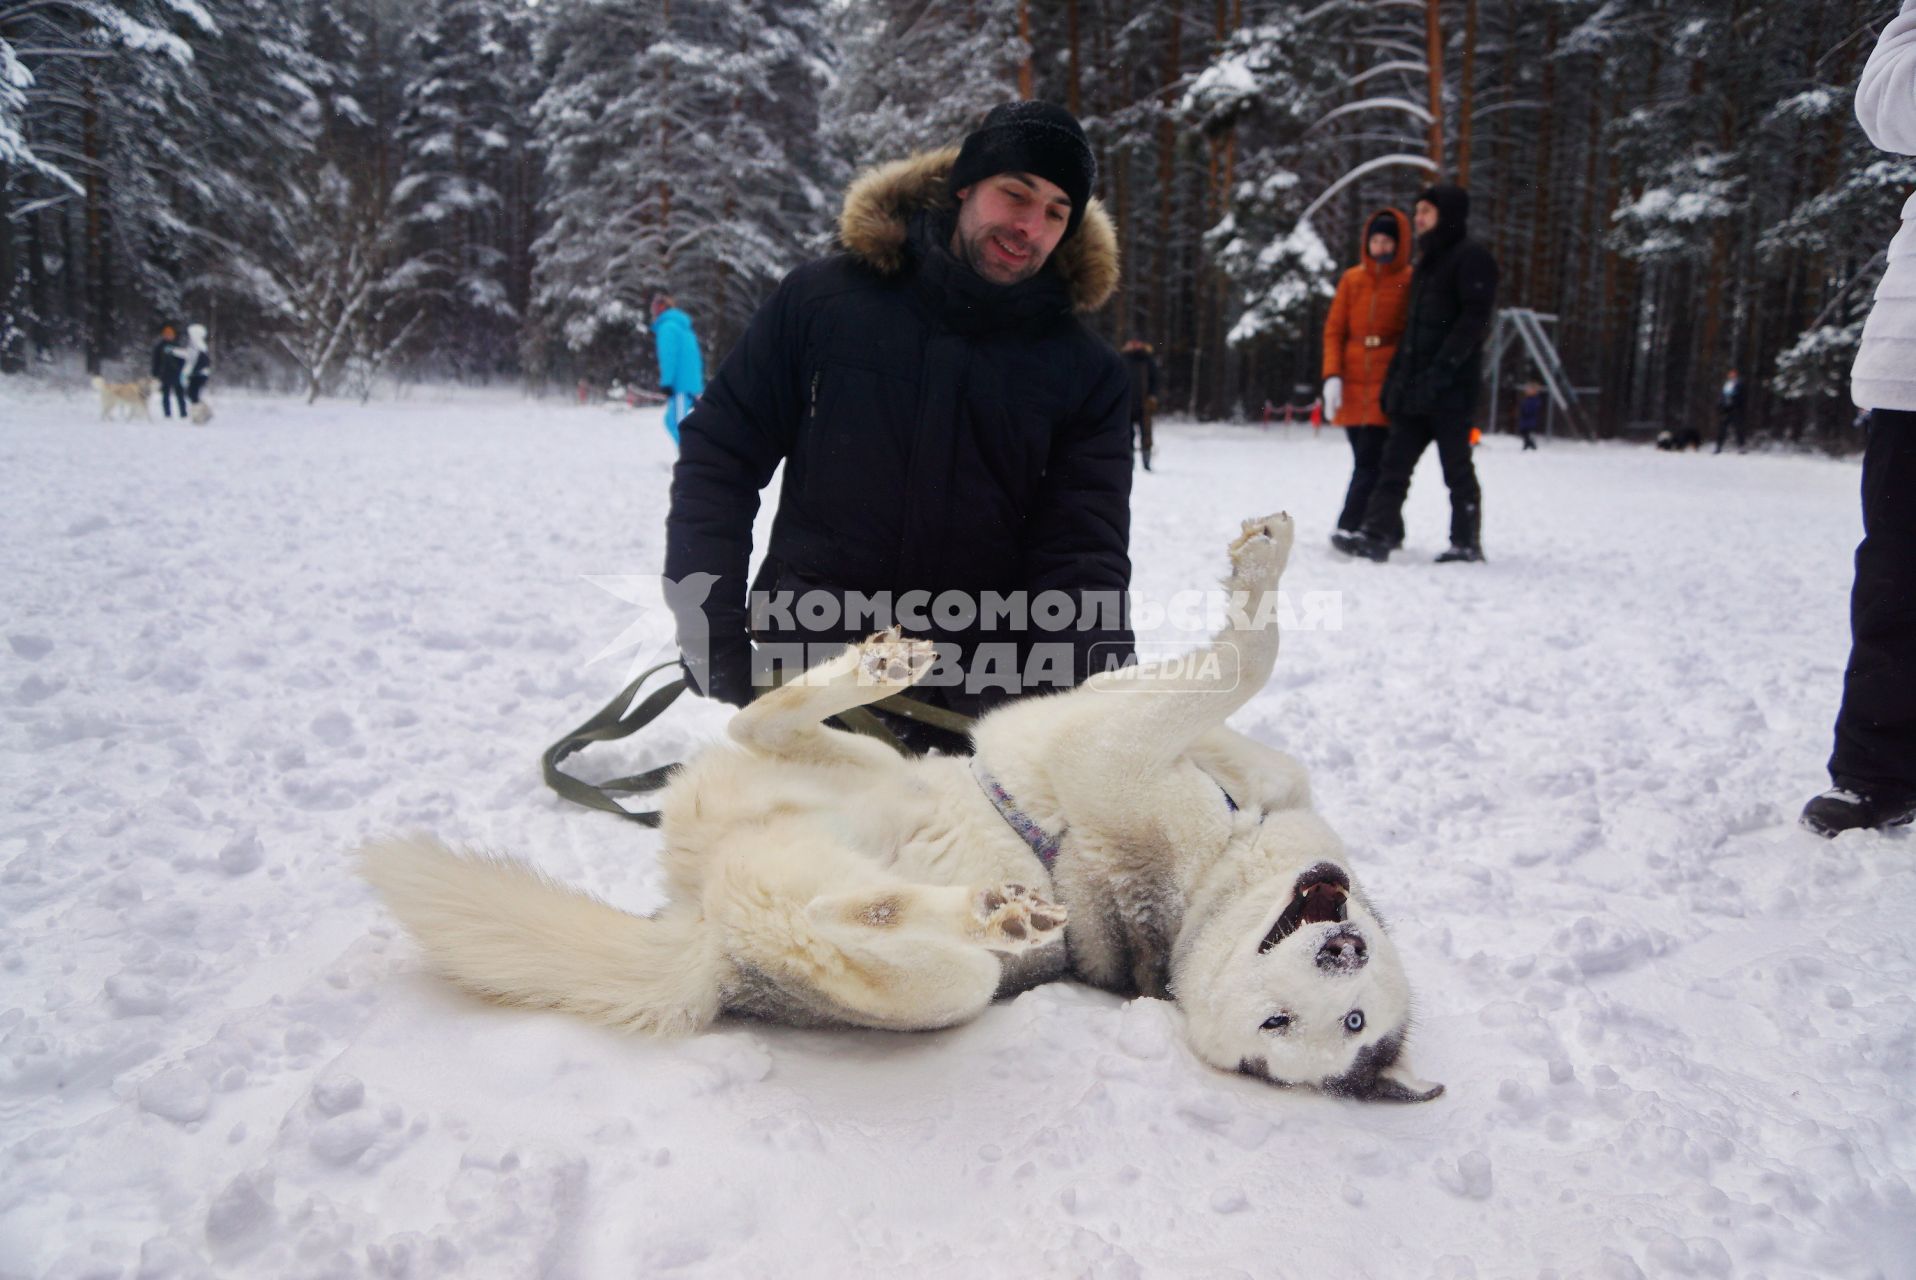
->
[1142,449,1152,472]
[1331,530,1391,562]
[1440,500,1482,563]
[1800,787,1916,837]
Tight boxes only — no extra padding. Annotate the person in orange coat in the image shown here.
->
[1322,209,1413,540]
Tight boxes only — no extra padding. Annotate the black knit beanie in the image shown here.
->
[1366,212,1400,243]
[948,101,1097,242]
[1417,184,1471,232]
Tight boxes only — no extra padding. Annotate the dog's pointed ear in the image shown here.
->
[1364,1061,1444,1103]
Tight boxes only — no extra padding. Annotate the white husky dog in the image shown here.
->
[362,513,1442,1103]
[91,375,155,421]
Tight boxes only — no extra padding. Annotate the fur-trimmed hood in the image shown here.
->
[837,147,1120,315]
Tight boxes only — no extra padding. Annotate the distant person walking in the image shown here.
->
[1516,381,1545,451]
[150,323,186,419]
[651,294,705,446]
[1801,0,1916,837]
[1332,184,1499,563]
[1714,369,1748,453]
[180,323,211,421]
[1321,208,1413,540]
[1120,338,1159,471]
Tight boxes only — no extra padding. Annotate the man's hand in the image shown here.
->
[680,644,755,707]
[1322,376,1343,421]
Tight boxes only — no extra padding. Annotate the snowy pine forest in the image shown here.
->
[1,0,1906,442]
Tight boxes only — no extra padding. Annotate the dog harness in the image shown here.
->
[972,763,1238,870]
[973,764,1066,868]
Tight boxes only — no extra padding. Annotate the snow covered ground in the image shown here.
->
[2,384,1912,1279]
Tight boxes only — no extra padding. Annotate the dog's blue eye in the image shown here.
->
[1261,1014,1291,1032]
[1344,1011,1365,1033]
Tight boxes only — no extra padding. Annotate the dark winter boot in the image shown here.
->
[1435,544,1485,563]
[1331,530,1391,562]
[1142,449,1152,472]
[1799,787,1916,838]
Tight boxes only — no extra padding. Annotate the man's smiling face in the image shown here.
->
[950,171,1071,286]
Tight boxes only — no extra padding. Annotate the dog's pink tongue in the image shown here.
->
[1297,882,1346,925]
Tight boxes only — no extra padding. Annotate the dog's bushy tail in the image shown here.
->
[358,835,722,1035]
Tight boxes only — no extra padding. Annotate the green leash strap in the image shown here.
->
[871,692,977,738]
[541,659,979,826]
[541,659,688,827]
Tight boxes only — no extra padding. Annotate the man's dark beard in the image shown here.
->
[954,224,1043,286]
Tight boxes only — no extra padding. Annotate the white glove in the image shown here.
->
[1322,376,1343,421]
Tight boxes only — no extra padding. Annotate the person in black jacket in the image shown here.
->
[664,102,1133,752]
[1713,369,1748,453]
[1120,338,1159,471]
[150,324,185,419]
[1332,184,1499,564]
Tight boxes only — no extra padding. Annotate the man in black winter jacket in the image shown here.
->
[664,102,1134,749]
[1332,184,1498,563]
[151,324,185,419]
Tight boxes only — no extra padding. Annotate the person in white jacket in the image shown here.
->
[179,323,211,410]
[1803,0,1916,836]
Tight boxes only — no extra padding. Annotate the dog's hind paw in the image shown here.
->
[854,626,938,689]
[1228,512,1294,582]
[970,883,1068,952]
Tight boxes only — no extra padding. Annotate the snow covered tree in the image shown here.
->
[236,161,426,401]
[527,0,831,382]
[392,0,537,379]
[0,0,206,370]
[1184,15,1343,354]
[822,0,1024,177]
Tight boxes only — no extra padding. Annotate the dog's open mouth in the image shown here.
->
[1258,863,1351,954]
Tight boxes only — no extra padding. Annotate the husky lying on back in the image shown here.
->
[362,513,1443,1103]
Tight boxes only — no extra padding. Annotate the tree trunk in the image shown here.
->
[0,173,17,372]
[1018,0,1033,99]
[1525,8,1559,309]
[1457,0,1477,186]
[1154,9,1181,358]
[1425,0,1445,176]
[660,0,673,271]
[1066,0,1080,115]
[26,210,51,360]
[83,79,105,375]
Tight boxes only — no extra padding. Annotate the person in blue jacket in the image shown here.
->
[1516,381,1544,451]
[650,294,705,445]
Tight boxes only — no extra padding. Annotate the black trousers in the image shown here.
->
[1714,414,1747,452]
[1337,426,1389,532]
[162,377,187,417]
[1829,408,1916,800]
[1131,407,1154,457]
[1360,407,1482,548]
[185,373,208,404]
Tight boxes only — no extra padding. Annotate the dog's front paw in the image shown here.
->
[970,883,1068,953]
[1228,512,1294,582]
[853,626,938,688]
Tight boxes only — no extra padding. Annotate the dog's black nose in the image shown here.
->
[1316,931,1368,971]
